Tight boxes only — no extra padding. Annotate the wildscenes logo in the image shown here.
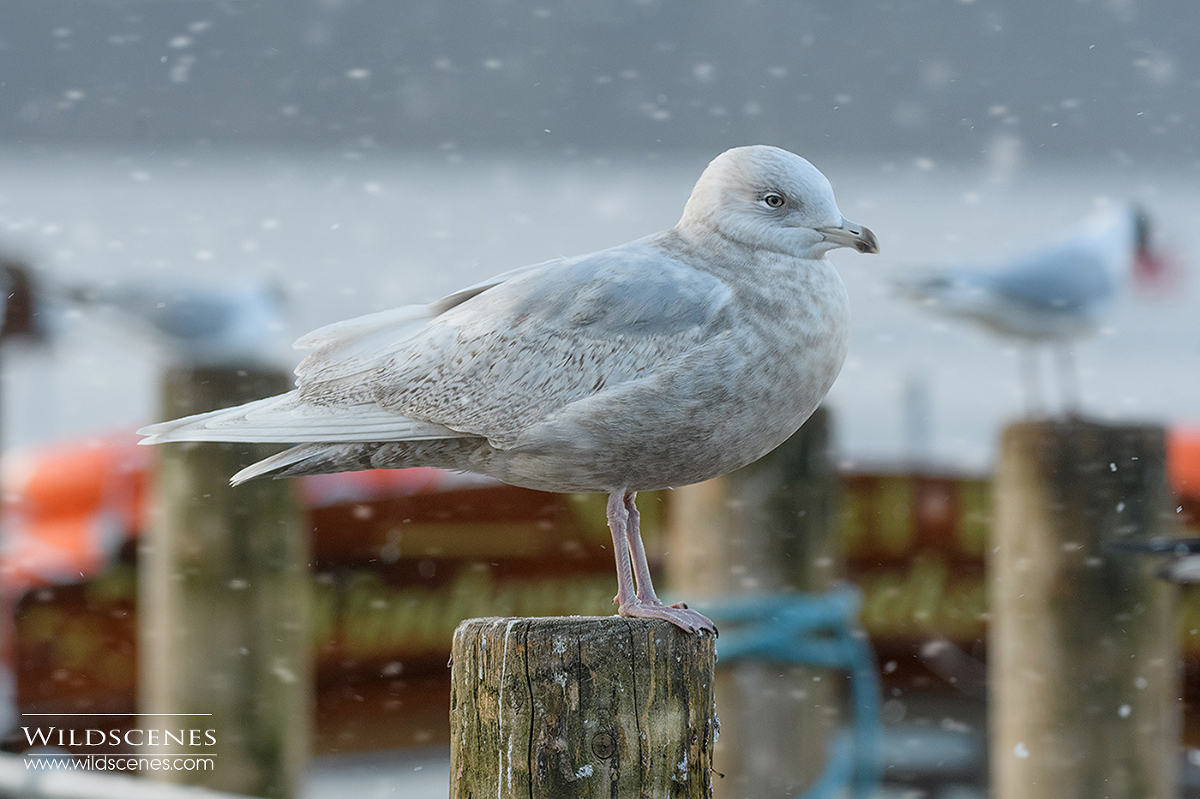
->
[22,727,217,747]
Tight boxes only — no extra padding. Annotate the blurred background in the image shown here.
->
[0,1,1198,798]
[0,0,1197,463]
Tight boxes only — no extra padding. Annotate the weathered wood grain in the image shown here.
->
[451,616,716,798]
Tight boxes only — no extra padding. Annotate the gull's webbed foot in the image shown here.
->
[617,598,718,636]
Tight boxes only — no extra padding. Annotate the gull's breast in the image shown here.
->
[494,256,852,493]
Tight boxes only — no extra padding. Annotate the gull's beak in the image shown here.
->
[817,218,879,254]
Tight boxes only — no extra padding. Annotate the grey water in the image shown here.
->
[1,148,1197,474]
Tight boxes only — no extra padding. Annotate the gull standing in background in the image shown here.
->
[139,145,879,634]
[894,204,1166,413]
[56,277,285,365]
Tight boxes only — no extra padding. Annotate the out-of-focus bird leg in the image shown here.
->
[607,490,717,635]
[1019,345,1045,418]
[1055,343,1082,416]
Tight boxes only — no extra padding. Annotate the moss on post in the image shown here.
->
[450,616,716,799]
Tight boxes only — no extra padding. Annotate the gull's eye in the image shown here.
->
[762,192,786,209]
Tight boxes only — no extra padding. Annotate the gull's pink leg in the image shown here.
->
[606,491,640,613]
[622,492,659,603]
[607,490,717,635]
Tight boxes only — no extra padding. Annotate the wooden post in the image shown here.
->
[666,407,840,799]
[450,616,716,798]
[139,365,309,799]
[990,420,1179,799]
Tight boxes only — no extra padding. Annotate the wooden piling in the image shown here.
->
[450,616,716,799]
[990,420,1179,799]
[666,408,840,799]
[139,365,309,799]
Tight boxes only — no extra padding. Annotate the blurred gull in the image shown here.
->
[0,259,48,343]
[139,145,879,634]
[894,203,1166,413]
[1107,537,1200,584]
[60,277,285,365]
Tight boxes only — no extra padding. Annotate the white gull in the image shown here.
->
[139,145,878,634]
[894,203,1164,412]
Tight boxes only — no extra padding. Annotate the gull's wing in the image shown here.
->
[985,242,1114,313]
[138,258,565,445]
[295,238,734,448]
[137,392,471,444]
[896,241,1114,319]
[287,257,564,387]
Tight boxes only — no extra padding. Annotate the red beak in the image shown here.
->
[1132,247,1184,295]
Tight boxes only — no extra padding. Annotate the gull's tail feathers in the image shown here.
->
[892,270,955,301]
[231,444,329,485]
[230,437,488,485]
[137,391,468,446]
[890,269,996,313]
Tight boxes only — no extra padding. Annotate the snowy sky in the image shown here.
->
[2,0,1197,166]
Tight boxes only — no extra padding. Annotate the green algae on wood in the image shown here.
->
[451,616,717,798]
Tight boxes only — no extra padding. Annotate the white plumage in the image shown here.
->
[140,145,878,633]
[894,203,1162,412]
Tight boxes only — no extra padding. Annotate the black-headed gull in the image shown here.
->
[139,145,879,634]
[895,204,1165,412]
[60,277,285,365]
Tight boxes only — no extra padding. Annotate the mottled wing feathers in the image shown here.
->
[289,259,566,398]
[294,240,733,448]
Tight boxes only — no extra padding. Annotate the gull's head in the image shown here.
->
[679,145,878,259]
